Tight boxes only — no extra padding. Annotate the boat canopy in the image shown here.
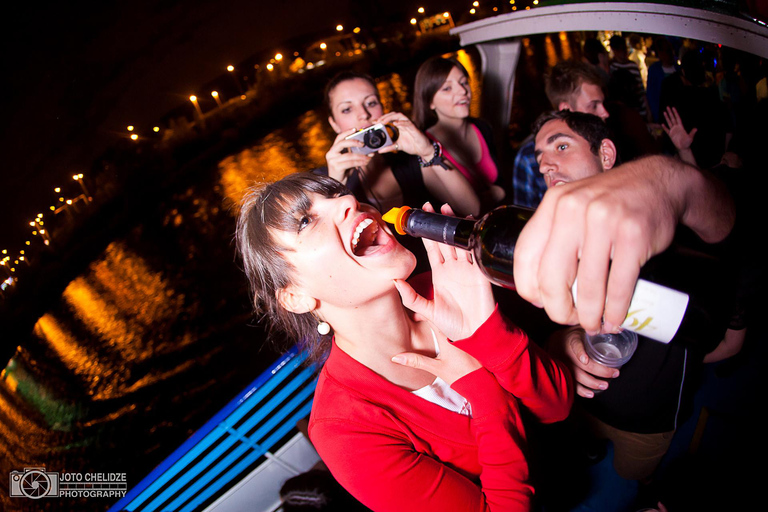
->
[450,1,768,145]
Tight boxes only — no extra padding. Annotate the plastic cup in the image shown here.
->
[584,330,638,369]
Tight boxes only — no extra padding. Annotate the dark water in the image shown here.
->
[0,36,579,512]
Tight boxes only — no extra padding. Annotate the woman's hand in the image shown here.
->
[375,112,435,161]
[325,128,374,182]
[394,203,495,341]
[548,327,618,398]
[391,331,481,386]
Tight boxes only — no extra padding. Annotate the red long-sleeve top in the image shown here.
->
[308,306,573,511]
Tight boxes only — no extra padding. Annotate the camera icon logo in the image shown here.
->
[9,467,60,499]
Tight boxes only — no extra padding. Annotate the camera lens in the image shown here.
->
[364,128,386,149]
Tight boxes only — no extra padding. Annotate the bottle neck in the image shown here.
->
[401,209,475,250]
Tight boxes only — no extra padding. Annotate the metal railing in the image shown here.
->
[109,346,318,512]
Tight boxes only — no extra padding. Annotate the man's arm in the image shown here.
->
[513,155,735,334]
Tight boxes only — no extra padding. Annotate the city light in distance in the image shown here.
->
[153,126,160,132]
[410,18,417,25]
[127,125,135,131]
[190,95,197,102]
[211,91,219,98]
[418,7,424,13]
[275,53,283,61]
[336,24,343,31]
[320,42,327,50]
[353,27,361,33]
[227,65,235,72]
[130,134,138,141]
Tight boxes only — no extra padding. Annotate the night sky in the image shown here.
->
[3,0,441,248]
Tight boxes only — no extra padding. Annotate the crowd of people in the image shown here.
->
[236,33,765,511]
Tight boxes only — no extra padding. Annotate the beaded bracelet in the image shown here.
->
[417,141,449,169]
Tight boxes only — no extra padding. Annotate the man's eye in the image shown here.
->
[557,143,568,151]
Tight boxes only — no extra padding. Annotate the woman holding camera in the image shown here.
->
[414,57,506,211]
[236,172,573,511]
[322,71,480,217]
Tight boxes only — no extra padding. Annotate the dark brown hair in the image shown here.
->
[544,60,604,109]
[532,110,612,156]
[413,57,470,131]
[236,172,348,363]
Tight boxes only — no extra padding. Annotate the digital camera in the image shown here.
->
[345,123,399,155]
[10,467,59,499]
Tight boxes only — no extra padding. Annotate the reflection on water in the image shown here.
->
[455,49,483,120]
[219,132,308,212]
[1,38,574,511]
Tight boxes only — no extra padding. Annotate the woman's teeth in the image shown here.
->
[352,218,375,254]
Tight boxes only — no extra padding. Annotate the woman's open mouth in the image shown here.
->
[351,217,386,256]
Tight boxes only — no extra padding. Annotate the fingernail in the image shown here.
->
[391,355,406,365]
[580,355,588,365]
[611,370,620,378]
[598,382,608,390]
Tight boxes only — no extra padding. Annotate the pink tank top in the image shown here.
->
[429,124,498,190]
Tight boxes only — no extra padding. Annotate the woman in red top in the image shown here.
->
[236,172,573,511]
[413,57,507,211]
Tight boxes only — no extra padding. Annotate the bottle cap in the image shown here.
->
[382,206,411,235]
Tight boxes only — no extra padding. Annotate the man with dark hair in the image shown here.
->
[532,109,738,507]
[511,60,609,208]
[533,110,617,188]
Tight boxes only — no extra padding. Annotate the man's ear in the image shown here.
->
[598,138,618,171]
[558,101,572,112]
[276,285,317,314]
[328,115,341,134]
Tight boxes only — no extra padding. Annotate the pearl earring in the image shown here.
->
[312,312,331,335]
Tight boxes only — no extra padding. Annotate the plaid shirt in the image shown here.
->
[511,137,547,208]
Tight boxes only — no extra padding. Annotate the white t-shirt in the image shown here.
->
[411,330,472,417]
